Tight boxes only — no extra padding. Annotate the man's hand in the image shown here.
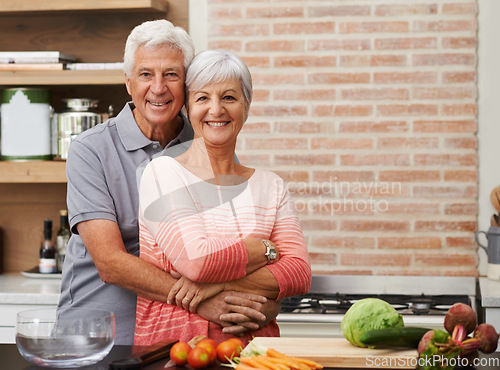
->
[197,291,280,335]
[167,276,225,313]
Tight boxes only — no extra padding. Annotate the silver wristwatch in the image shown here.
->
[262,239,277,264]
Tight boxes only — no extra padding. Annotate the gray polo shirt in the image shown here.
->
[58,102,193,345]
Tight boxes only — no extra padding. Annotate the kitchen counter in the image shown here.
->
[479,277,500,307]
[0,273,61,305]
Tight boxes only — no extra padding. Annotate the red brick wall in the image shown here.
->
[206,0,478,276]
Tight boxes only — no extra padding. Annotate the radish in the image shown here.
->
[473,323,499,354]
[444,303,477,335]
[417,330,435,355]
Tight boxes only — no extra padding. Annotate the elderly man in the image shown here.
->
[57,19,278,345]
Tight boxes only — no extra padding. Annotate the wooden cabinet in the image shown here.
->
[0,0,188,273]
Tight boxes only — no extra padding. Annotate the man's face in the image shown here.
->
[125,45,185,134]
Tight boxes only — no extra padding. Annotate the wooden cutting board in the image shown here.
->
[247,337,418,369]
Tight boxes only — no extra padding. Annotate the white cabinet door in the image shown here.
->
[0,304,57,344]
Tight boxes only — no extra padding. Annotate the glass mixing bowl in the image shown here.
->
[16,307,115,368]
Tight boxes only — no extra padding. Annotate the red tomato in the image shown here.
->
[227,338,244,352]
[169,341,192,366]
[188,346,212,369]
[196,338,218,364]
[216,339,241,363]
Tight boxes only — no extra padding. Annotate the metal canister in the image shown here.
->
[1,88,52,161]
[53,98,110,159]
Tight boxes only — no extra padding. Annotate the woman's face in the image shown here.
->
[187,77,249,149]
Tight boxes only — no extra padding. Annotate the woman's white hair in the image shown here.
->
[185,50,253,105]
[123,19,195,77]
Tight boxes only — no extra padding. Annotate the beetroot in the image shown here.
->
[474,323,499,354]
[418,330,435,355]
[444,303,477,335]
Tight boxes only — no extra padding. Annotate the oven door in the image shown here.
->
[276,313,446,338]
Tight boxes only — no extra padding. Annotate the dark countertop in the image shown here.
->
[1,344,499,370]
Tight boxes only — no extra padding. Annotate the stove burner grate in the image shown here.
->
[279,293,471,316]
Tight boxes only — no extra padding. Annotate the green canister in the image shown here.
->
[1,88,52,161]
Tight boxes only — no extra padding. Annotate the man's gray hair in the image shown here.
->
[123,19,195,77]
[185,50,253,105]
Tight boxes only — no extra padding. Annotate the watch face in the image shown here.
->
[269,249,277,260]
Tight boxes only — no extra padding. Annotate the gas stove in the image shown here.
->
[277,275,477,338]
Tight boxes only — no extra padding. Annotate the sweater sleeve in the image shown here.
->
[138,158,248,283]
[265,181,312,300]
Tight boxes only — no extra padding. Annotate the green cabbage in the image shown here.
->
[341,298,404,347]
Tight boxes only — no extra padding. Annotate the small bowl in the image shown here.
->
[16,307,115,368]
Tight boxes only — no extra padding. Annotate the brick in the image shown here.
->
[240,121,271,133]
[313,170,375,183]
[339,55,370,67]
[413,120,477,133]
[300,219,337,231]
[370,55,407,67]
[340,154,410,166]
[414,20,477,32]
[234,154,270,167]
[375,37,437,50]
[415,253,477,266]
[308,39,371,51]
[413,185,477,199]
[415,221,476,233]
[442,104,477,116]
[375,4,437,16]
[308,252,337,265]
[246,137,308,150]
[341,220,410,232]
[251,73,305,85]
[241,56,271,68]
[444,170,477,183]
[374,72,437,84]
[443,71,476,83]
[247,7,304,18]
[379,171,440,182]
[304,200,377,216]
[446,236,476,248]
[445,202,477,215]
[342,253,411,266]
[207,40,243,51]
[309,5,370,17]
[274,89,336,101]
[444,137,477,150]
[377,104,438,116]
[312,236,375,248]
[414,154,477,166]
[246,40,304,52]
[276,121,334,134]
[309,72,370,84]
[342,88,409,100]
[339,120,408,133]
[275,154,335,166]
[273,170,309,183]
[311,138,373,150]
[442,37,477,49]
[379,237,441,249]
[413,53,475,66]
[251,89,270,102]
[442,3,477,15]
[413,87,476,100]
[382,202,440,215]
[378,137,439,150]
[339,21,409,34]
[274,22,335,35]
[249,105,307,116]
[209,7,242,19]
[209,24,269,37]
[314,104,373,117]
[275,56,336,68]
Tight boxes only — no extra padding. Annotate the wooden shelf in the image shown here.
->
[0,161,67,183]
[0,69,125,86]
[0,0,169,14]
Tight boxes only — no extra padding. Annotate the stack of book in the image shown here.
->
[0,51,77,71]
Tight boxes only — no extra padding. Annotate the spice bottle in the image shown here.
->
[39,219,56,273]
[56,210,71,272]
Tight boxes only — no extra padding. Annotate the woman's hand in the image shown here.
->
[167,276,225,313]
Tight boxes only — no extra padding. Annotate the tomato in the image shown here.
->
[195,338,218,364]
[169,341,192,366]
[188,346,212,369]
[227,338,244,352]
[216,339,241,363]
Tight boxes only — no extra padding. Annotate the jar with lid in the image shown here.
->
[52,98,111,160]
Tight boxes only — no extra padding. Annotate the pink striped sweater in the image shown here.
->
[135,156,311,345]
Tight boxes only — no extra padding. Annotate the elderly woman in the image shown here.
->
[135,50,311,345]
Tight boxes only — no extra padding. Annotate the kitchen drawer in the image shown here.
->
[0,327,16,344]
[0,303,57,326]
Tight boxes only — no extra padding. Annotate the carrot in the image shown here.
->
[265,348,316,370]
[239,356,273,370]
[266,348,289,359]
[291,357,324,369]
[235,363,261,370]
[254,355,290,370]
